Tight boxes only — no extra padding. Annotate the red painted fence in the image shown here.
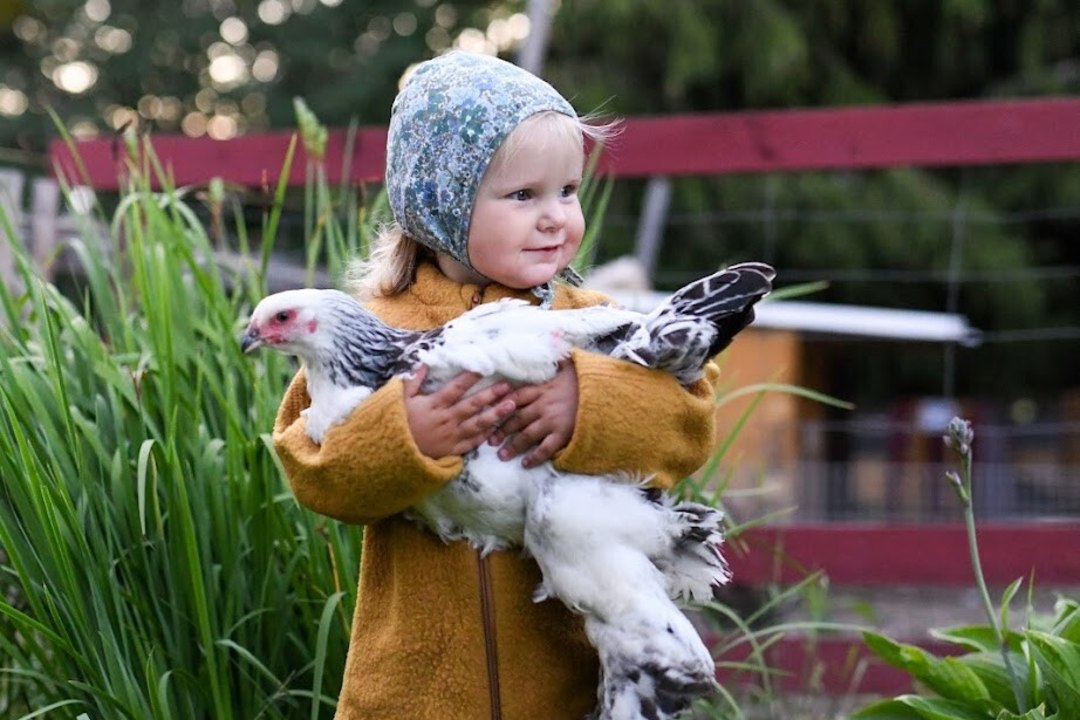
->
[50,97,1080,189]
[730,522,1080,586]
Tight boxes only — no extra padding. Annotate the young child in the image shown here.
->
[272,51,721,720]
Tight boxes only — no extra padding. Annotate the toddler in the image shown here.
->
[272,51,720,720]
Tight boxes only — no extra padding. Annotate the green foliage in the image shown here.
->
[0,134,360,718]
[548,1,1080,114]
[0,1,501,153]
[851,420,1080,720]
[853,600,1080,720]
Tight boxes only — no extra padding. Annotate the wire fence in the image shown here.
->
[723,417,1080,524]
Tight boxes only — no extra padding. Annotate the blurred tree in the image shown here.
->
[540,0,1080,112]
[0,0,505,157]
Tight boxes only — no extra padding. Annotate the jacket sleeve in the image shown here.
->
[552,350,720,490]
[271,370,463,525]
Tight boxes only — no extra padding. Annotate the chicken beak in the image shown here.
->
[240,325,262,353]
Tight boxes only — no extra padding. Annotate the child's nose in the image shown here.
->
[539,198,567,230]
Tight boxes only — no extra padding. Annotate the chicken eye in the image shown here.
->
[274,311,291,323]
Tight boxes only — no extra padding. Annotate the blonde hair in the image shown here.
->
[347,111,619,301]
[344,224,426,301]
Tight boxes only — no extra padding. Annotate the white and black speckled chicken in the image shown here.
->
[242,262,774,720]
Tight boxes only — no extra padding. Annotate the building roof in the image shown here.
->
[603,291,982,346]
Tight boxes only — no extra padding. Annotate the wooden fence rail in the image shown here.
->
[731,523,1080,586]
[48,97,1080,189]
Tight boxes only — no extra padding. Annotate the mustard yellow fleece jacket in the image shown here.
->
[272,263,720,720]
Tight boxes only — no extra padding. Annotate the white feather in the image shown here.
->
[417,299,640,388]
[301,377,372,443]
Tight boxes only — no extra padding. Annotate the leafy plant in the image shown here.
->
[0,121,361,718]
[852,418,1080,720]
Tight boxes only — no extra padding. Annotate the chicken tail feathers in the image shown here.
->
[608,262,774,385]
[648,494,730,603]
[660,261,775,358]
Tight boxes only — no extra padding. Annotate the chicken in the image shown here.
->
[242,262,774,720]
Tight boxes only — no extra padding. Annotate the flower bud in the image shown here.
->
[945,470,968,503]
[943,416,974,457]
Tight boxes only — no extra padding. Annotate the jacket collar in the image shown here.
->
[409,262,541,311]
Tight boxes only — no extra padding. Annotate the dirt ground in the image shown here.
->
[823,583,1080,637]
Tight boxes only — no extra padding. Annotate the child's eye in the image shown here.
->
[561,184,579,198]
[509,189,533,201]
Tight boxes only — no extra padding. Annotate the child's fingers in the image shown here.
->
[489,384,544,446]
[402,364,429,397]
[442,399,516,455]
[505,383,544,409]
[456,380,513,417]
[426,371,483,406]
[520,423,573,467]
[461,398,516,438]
[521,435,563,467]
[489,405,532,446]
[497,413,550,461]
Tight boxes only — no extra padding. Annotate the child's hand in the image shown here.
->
[490,360,578,468]
[404,365,516,460]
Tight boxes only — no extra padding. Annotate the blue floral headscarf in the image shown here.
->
[385,51,582,306]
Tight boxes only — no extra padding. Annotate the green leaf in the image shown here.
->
[1027,630,1080,715]
[1000,577,1024,634]
[994,703,1051,719]
[862,632,991,703]
[961,651,1034,710]
[14,699,88,720]
[851,695,995,720]
[864,631,917,666]
[1050,599,1080,645]
[311,591,346,720]
[932,625,1026,655]
[932,626,1000,653]
[851,697,931,719]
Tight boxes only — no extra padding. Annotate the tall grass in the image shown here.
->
[0,129,359,719]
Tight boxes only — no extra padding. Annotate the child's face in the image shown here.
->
[439,122,585,289]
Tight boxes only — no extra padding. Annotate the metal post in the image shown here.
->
[633,176,672,279]
[943,199,966,399]
[0,169,26,293]
[516,0,554,75]
[31,177,61,280]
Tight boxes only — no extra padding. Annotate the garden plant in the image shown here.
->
[852,418,1080,720]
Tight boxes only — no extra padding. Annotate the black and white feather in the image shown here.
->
[242,262,774,720]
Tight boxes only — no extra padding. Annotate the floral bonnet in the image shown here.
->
[385,51,582,306]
